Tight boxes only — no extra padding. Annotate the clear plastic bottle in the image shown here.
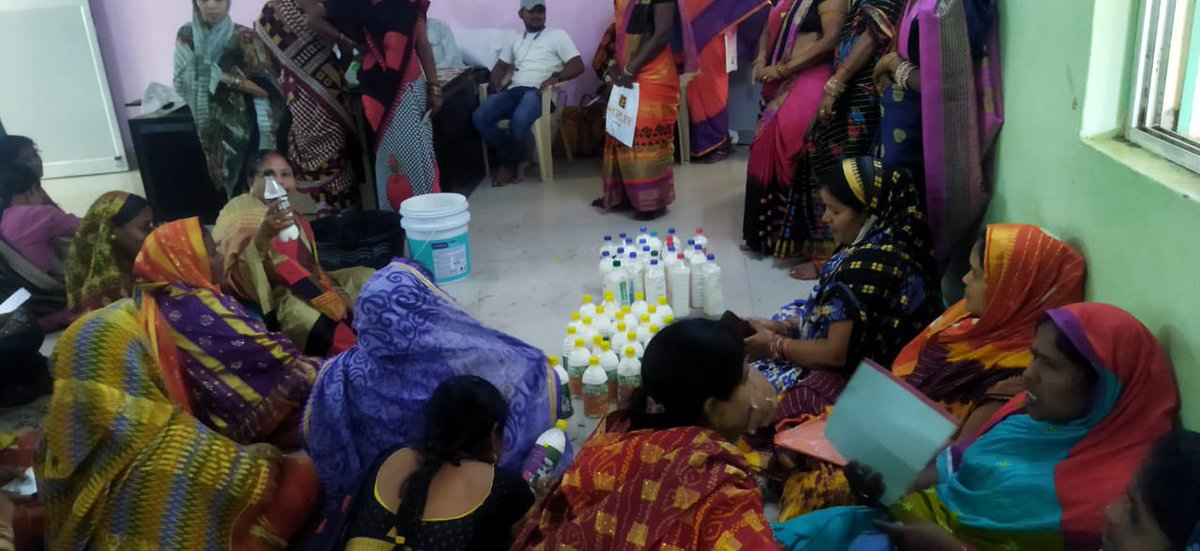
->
[598,342,620,401]
[598,251,614,287]
[685,240,698,264]
[655,295,674,322]
[693,227,709,252]
[579,294,598,318]
[644,260,667,305]
[582,356,609,419]
[604,260,631,306]
[702,254,725,317]
[670,253,691,316]
[664,247,680,303]
[615,247,627,262]
[617,346,641,407]
[636,226,651,244]
[548,357,572,419]
[263,176,300,242]
[600,235,617,258]
[567,338,591,397]
[627,253,645,301]
[521,420,570,489]
[690,252,707,309]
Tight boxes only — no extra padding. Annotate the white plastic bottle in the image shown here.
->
[521,419,570,489]
[664,247,680,301]
[592,307,614,340]
[604,260,631,306]
[655,295,675,322]
[548,357,573,419]
[617,346,641,407]
[631,292,650,319]
[598,251,614,286]
[561,326,579,372]
[600,235,617,258]
[592,334,607,354]
[568,312,583,334]
[644,260,667,306]
[690,252,707,309]
[661,314,675,326]
[691,244,707,267]
[644,324,661,346]
[636,315,654,344]
[646,304,661,327]
[693,227,709,252]
[671,254,691,316]
[623,331,646,359]
[627,253,645,301]
[598,342,620,401]
[685,240,698,264]
[702,254,725,317]
[615,247,627,262]
[579,317,599,348]
[611,323,630,354]
[582,356,609,419]
[601,290,619,314]
[579,294,598,318]
[636,226,652,244]
[263,176,300,242]
[567,337,591,397]
[647,230,663,253]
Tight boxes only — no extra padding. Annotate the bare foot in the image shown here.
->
[789,262,820,280]
[516,161,530,183]
[493,166,514,187]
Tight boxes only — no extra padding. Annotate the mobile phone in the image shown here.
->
[720,310,757,339]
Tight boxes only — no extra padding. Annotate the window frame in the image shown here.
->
[1129,0,1200,174]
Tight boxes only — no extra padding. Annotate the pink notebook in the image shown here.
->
[774,418,847,467]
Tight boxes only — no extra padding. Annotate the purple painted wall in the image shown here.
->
[91,0,611,147]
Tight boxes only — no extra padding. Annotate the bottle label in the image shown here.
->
[558,381,574,419]
[607,378,619,402]
[618,373,640,406]
[567,360,585,397]
[521,444,564,489]
[583,382,609,418]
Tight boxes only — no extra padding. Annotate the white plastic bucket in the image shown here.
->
[400,193,471,284]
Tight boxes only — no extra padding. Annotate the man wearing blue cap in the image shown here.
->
[473,0,584,185]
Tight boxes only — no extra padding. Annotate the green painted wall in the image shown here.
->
[987,0,1200,426]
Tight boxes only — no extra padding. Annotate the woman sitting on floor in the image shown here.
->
[744,156,941,421]
[778,223,1087,520]
[513,319,782,550]
[0,164,78,279]
[64,191,154,316]
[772,303,1179,550]
[214,150,372,357]
[315,375,534,550]
[34,300,319,550]
[134,217,320,447]
[304,259,558,497]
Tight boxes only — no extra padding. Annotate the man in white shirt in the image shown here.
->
[472,0,584,185]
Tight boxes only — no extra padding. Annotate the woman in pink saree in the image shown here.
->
[742,0,846,256]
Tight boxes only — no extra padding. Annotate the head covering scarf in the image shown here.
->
[176,0,235,135]
[64,192,141,315]
[893,224,1086,422]
[35,300,320,550]
[303,260,556,495]
[513,413,781,550]
[911,303,1180,550]
[135,218,317,445]
[806,157,942,368]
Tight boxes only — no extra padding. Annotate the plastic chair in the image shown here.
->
[478,83,573,182]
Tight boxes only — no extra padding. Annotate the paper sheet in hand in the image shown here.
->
[0,466,36,497]
[825,361,958,505]
[605,84,640,147]
[0,288,30,315]
[775,418,847,466]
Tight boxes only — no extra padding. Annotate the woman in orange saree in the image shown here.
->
[512,319,781,550]
[595,0,692,220]
[776,223,1087,521]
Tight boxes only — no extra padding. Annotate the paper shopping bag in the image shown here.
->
[605,83,639,148]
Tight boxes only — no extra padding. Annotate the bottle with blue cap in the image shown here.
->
[702,254,724,316]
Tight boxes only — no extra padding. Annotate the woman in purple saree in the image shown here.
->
[872,0,1003,266]
[303,260,558,495]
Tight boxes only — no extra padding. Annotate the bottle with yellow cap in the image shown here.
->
[578,316,599,346]
[631,291,650,319]
[611,322,631,354]
[593,305,614,339]
[623,331,645,359]
[582,356,609,419]
[655,295,675,322]
[521,419,571,490]
[598,342,620,401]
[578,294,598,318]
[567,337,591,397]
[601,290,619,314]
[561,326,579,371]
[636,315,654,344]
[617,346,642,406]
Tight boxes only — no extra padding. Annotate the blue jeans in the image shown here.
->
[472,86,542,170]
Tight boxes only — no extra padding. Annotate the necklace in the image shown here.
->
[513,30,545,71]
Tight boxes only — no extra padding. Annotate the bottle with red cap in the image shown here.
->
[693,227,709,253]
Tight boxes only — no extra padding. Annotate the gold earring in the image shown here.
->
[109,234,117,241]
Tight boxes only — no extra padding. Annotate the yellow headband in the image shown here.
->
[841,159,867,205]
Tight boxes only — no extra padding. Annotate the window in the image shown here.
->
[1130,0,1200,173]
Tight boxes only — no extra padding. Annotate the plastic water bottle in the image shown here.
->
[521,419,570,490]
[636,226,652,244]
[611,324,630,355]
[598,251,614,286]
[647,230,663,253]
[671,254,691,316]
[647,304,661,327]
[601,290,619,314]
[605,260,631,306]
[702,254,725,317]
[690,244,707,267]
[615,247,627,262]
[685,240,697,263]
[627,253,645,300]
[582,356,609,419]
[579,317,599,348]
[593,307,614,340]
[600,235,618,258]
[666,228,677,248]
[592,335,607,355]
[561,326,579,373]
[263,176,300,242]
[598,342,620,401]
[617,346,641,406]
[636,315,654,344]
[568,312,583,334]
[641,246,653,265]
[623,331,646,358]
[645,260,667,305]
[549,357,573,419]
[631,293,650,319]
[694,227,709,252]
[644,324,661,346]
[655,296,674,322]
[567,337,591,397]
[579,294,598,318]
[690,252,707,309]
